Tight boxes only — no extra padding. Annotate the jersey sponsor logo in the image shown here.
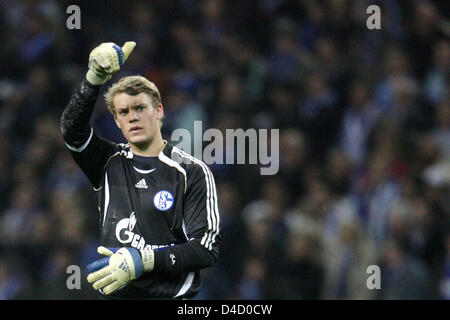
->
[128,211,137,230]
[135,178,148,189]
[153,190,174,211]
[115,212,175,250]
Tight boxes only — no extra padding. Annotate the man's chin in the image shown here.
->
[128,136,151,148]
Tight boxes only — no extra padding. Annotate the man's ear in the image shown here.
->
[113,114,121,130]
[111,102,121,129]
[156,103,164,121]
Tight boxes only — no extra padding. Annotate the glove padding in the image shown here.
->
[87,246,154,295]
[86,41,136,85]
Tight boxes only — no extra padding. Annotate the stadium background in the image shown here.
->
[0,0,448,299]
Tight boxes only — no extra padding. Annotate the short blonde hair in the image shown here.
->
[104,75,161,115]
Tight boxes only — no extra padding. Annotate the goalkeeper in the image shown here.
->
[60,42,221,299]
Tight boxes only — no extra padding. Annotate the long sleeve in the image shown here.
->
[60,79,118,189]
[152,162,221,276]
[61,79,100,147]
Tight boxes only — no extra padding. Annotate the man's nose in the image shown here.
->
[128,110,139,122]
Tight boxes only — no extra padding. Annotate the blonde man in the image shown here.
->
[61,42,220,299]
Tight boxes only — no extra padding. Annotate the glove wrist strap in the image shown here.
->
[86,69,110,86]
[126,248,144,279]
[140,249,155,272]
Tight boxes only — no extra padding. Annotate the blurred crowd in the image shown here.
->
[0,0,449,299]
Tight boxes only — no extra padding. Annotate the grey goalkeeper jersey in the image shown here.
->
[61,79,221,299]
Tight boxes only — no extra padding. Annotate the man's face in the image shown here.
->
[113,92,163,148]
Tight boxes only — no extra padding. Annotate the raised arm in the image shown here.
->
[60,41,136,189]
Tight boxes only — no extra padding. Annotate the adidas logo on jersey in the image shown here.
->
[135,179,148,189]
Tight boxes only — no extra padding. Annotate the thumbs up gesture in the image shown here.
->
[86,41,136,85]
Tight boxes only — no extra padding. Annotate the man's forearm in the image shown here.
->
[151,240,218,276]
[60,79,101,147]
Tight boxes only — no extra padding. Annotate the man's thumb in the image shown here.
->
[122,41,136,61]
[97,246,115,256]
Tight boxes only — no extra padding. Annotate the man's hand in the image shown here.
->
[86,41,136,86]
[87,246,154,295]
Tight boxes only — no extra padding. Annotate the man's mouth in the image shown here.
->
[129,126,142,133]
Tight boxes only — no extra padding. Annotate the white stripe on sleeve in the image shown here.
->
[171,147,220,251]
[65,127,94,152]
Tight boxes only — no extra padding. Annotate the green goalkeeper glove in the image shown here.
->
[86,41,136,86]
[86,246,154,295]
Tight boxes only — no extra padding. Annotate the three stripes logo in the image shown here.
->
[118,260,130,273]
[135,179,148,189]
